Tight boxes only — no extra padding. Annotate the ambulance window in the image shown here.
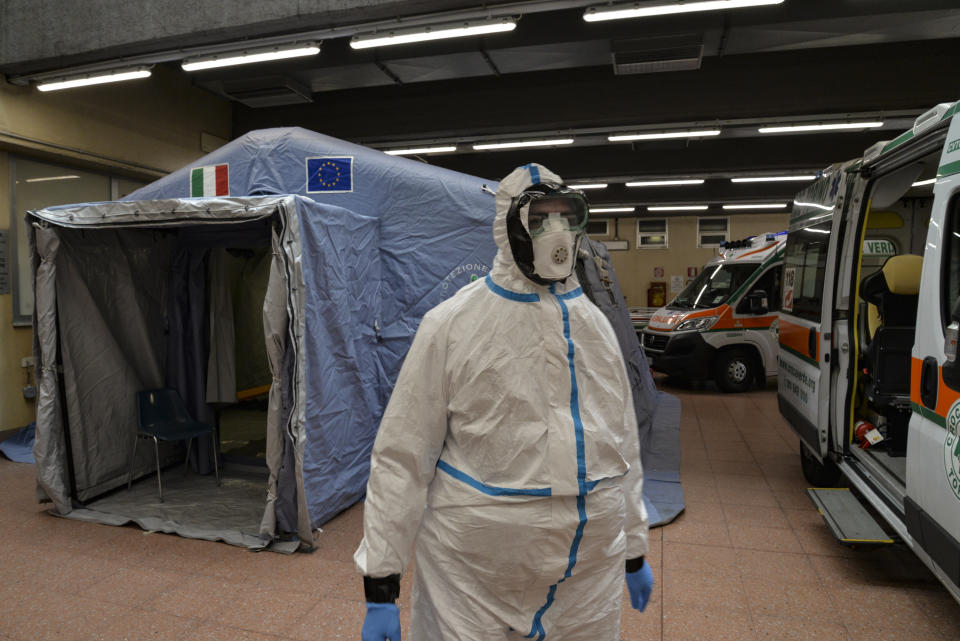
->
[783,221,831,321]
[942,196,960,328]
[751,266,782,312]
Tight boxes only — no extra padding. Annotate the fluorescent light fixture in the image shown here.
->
[473,138,573,150]
[912,178,936,187]
[36,68,151,92]
[584,0,783,22]
[384,146,457,156]
[648,205,709,211]
[591,207,635,213]
[609,129,720,142]
[722,203,787,210]
[626,179,704,187]
[182,43,320,71]
[25,175,80,183]
[568,183,608,190]
[758,122,884,134]
[351,18,516,49]
[730,175,816,183]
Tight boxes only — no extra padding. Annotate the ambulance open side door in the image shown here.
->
[905,112,960,596]
[778,168,849,468]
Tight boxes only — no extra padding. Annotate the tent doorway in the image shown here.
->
[30,200,298,550]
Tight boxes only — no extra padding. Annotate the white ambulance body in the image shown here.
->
[641,233,784,392]
[778,100,960,602]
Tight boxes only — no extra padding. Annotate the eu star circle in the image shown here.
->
[319,161,342,186]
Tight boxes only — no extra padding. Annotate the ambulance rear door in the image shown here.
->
[778,168,849,459]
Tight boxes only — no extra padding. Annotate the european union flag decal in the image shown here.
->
[306,156,353,193]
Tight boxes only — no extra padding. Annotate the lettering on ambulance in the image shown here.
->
[778,354,818,410]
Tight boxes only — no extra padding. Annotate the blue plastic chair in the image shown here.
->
[127,388,220,502]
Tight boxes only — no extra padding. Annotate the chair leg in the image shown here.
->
[127,434,139,490]
[184,438,192,477]
[152,436,163,503]
[210,431,221,487]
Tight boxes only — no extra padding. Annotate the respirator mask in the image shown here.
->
[506,184,589,284]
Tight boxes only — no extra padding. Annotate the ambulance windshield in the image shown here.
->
[670,263,758,309]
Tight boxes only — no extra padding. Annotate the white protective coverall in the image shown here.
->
[354,163,649,640]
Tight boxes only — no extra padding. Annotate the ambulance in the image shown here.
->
[778,100,960,602]
[641,232,785,392]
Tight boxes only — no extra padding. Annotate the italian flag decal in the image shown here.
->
[190,164,229,197]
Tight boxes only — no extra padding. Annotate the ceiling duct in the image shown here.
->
[220,76,313,108]
[612,34,703,75]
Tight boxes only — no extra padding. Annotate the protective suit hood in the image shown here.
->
[492,163,581,293]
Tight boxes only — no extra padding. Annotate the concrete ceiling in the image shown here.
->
[2,0,959,212]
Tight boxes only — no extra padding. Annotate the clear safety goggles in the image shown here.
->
[515,188,589,237]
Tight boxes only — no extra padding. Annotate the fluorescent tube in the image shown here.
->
[585,0,783,22]
[722,203,787,210]
[182,44,320,71]
[758,122,883,134]
[351,19,516,49]
[567,183,608,190]
[25,175,80,183]
[648,205,709,211]
[37,69,151,92]
[473,138,573,150]
[626,179,704,187]
[609,130,720,142]
[730,175,816,183]
[384,146,457,155]
[912,178,936,187]
[590,207,635,213]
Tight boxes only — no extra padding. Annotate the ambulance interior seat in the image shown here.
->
[858,254,923,410]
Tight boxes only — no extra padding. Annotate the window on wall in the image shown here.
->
[637,218,668,248]
[698,217,728,247]
[9,157,146,325]
[586,220,609,236]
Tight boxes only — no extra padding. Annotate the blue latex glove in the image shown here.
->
[626,560,654,612]
[362,602,402,641]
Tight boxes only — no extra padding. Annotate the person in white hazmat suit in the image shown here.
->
[355,163,654,641]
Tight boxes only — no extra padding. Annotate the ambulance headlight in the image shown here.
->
[675,316,719,332]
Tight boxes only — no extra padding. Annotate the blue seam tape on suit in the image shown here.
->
[486,275,540,302]
[526,286,589,640]
[523,163,542,185]
[436,460,552,496]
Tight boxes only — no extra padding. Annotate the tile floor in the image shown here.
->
[1,378,959,640]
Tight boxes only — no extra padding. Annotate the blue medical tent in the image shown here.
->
[28,128,498,548]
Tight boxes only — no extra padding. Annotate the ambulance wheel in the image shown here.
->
[800,443,842,487]
[714,349,753,393]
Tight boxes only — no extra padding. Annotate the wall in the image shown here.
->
[0,66,231,432]
[597,213,791,307]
